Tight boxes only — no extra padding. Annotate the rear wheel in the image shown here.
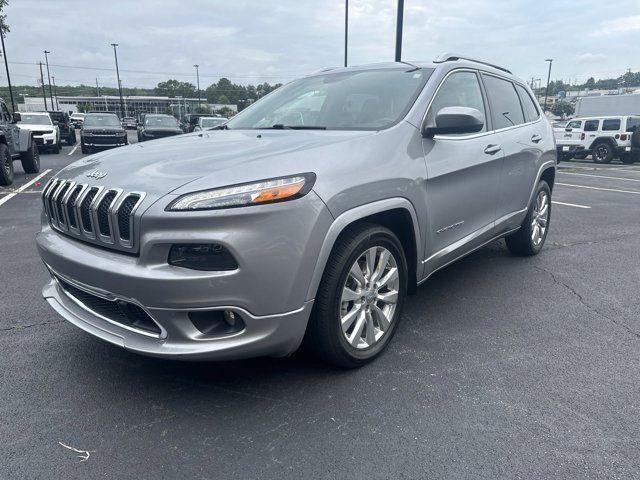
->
[20,143,40,174]
[620,153,635,164]
[80,142,89,154]
[67,131,76,145]
[506,180,551,256]
[0,143,14,186]
[592,142,613,164]
[304,224,407,368]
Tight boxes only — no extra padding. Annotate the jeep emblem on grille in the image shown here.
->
[86,170,107,179]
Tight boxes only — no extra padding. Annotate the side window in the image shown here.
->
[626,117,640,132]
[428,71,487,134]
[482,74,525,129]
[584,120,599,132]
[602,119,621,131]
[515,84,540,122]
[567,120,582,129]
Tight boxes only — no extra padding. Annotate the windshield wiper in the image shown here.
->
[212,124,230,130]
[259,124,326,130]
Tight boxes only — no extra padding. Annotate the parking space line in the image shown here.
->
[0,169,52,207]
[556,182,640,195]
[67,143,79,156]
[551,201,591,209]
[558,171,640,183]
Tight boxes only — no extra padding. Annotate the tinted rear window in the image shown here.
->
[602,119,621,131]
[584,120,599,132]
[515,85,539,123]
[481,74,525,129]
[626,117,640,132]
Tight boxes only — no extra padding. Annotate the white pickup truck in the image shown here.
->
[554,115,640,164]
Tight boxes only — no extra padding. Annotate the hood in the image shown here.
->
[83,125,125,133]
[57,129,377,197]
[18,124,54,131]
[144,127,182,133]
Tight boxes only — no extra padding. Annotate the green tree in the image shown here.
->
[585,77,595,89]
[155,79,196,97]
[216,94,230,104]
[550,100,574,117]
[215,106,235,118]
[76,103,91,113]
[0,0,10,35]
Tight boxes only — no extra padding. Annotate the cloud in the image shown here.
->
[590,15,640,37]
[574,53,607,62]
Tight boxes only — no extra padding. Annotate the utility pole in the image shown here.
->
[95,77,100,96]
[39,62,48,110]
[543,58,553,112]
[193,64,200,111]
[0,24,16,113]
[43,50,54,109]
[111,43,125,118]
[344,0,348,67]
[395,0,404,62]
[52,75,59,110]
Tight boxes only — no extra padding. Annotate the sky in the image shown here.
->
[3,0,640,90]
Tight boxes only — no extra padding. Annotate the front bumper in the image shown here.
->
[36,190,333,360]
[33,133,56,147]
[82,139,127,148]
[42,271,313,360]
[556,145,585,154]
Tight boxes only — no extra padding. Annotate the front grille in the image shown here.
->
[42,178,145,252]
[57,277,161,336]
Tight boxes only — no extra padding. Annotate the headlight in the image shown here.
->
[167,173,315,211]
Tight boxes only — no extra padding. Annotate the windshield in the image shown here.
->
[145,116,178,127]
[201,118,226,128]
[84,114,122,127]
[19,114,52,125]
[226,67,433,130]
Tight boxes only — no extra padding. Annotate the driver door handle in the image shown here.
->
[531,134,542,143]
[484,144,502,155]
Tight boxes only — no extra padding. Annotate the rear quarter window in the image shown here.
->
[515,85,540,123]
[625,117,640,132]
[602,119,621,131]
[481,74,526,129]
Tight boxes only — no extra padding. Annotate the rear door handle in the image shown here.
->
[531,134,542,143]
[484,144,502,155]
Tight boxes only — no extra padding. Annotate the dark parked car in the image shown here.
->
[48,111,76,145]
[80,112,128,154]
[137,114,182,142]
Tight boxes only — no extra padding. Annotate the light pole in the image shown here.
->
[52,75,59,110]
[43,50,54,109]
[0,23,15,113]
[344,0,348,67]
[395,0,404,62]
[543,58,553,112]
[39,62,48,110]
[111,43,125,118]
[194,64,200,111]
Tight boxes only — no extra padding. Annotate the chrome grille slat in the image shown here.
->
[42,178,145,253]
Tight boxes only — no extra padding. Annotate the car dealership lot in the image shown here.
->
[1,146,639,478]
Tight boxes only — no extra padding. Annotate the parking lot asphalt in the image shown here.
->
[1,141,639,479]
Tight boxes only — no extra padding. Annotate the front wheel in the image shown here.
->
[20,143,40,174]
[303,224,408,368]
[80,142,88,154]
[620,153,636,164]
[505,180,551,256]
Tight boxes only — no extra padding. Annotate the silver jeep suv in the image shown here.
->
[37,54,556,367]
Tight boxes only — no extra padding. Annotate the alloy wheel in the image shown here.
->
[340,246,399,349]
[531,190,549,246]
[594,145,608,162]
[3,153,10,176]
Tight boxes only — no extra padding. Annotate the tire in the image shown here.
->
[51,140,60,154]
[505,180,551,256]
[20,143,40,174]
[81,142,88,154]
[303,224,408,368]
[620,153,635,164]
[592,142,613,164]
[67,131,76,145]
[0,143,13,186]
[574,152,588,160]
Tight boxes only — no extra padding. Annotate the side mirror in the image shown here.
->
[565,127,572,132]
[12,112,20,123]
[423,106,484,138]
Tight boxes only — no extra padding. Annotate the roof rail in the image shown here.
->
[433,53,512,74]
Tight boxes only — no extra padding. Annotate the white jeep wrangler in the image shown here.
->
[555,115,640,164]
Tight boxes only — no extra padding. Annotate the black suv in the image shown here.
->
[47,111,76,146]
[0,100,40,186]
[80,113,128,154]
[137,114,183,142]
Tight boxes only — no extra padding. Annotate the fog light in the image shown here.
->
[189,310,245,336]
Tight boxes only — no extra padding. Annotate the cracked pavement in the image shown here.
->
[1,157,639,479]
